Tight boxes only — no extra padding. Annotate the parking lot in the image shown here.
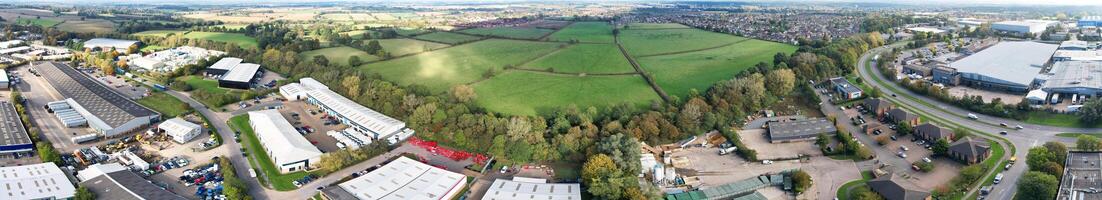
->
[668,146,860,200]
[275,100,346,153]
[738,129,823,159]
[846,104,962,190]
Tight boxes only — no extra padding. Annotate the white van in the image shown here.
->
[994,173,1003,184]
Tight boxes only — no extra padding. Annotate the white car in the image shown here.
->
[500,166,509,173]
[967,113,979,119]
[922,157,932,163]
[898,152,907,158]
[762,160,774,165]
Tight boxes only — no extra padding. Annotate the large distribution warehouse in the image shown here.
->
[0,101,33,154]
[35,62,160,137]
[322,156,466,200]
[248,109,323,173]
[0,163,76,199]
[82,38,138,53]
[1042,60,1102,96]
[280,78,415,145]
[204,57,262,89]
[948,41,1058,92]
[992,20,1058,34]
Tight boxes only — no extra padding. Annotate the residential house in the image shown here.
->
[887,108,920,126]
[867,173,932,200]
[948,137,991,164]
[913,123,954,142]
[863,98,895,118]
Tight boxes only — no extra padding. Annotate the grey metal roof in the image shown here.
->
[767,118,837,140]
[79,171,186,200]
[864,98,893,111]
[1042,61,1102,92]
[34,62,157,128]
[949,41,1058,86]
[699,175,769,199]
[208,57,243,71]
[731,192,768,200]
[914,123,953,141]
[0,101,31,149]
[830,77,862,94]
[220,63,260,83]
[950,137,990,159]
[82,38,138,50]
[867,173,930,200]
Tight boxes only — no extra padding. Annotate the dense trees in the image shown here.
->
[932,139,950,156]
[582,154,631,200]
[74,186,96,200]
[1079,97,1102,123]
[1017,172,1059,200]
[1078,135,1101,151]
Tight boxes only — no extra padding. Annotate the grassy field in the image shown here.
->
[184,32,259,49]
[133,30,188,37]
[228,115,316,191]
[393,28,427,36]
[626,23,690,29]
[16,18,61,27]
[140,45,169,52]
[459,27,555,40]
[361,39,561,93]
[341,30,374,37]
[179,75,227,94]
[137,92,192,118]
[1024,111,1102,128]
[299,46,380,66]
[637,39,797,97]
[619,28,749,56]
[377,39,449,56]
[1056,133,1102,138]
[56,20,115,33]
[473,71,659,116]
[521,44,634,74]
[414,32,482,44]
[548,22,614,43]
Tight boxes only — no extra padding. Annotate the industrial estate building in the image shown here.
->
[947,41,1058,92]
[125,46,224,72]
[1041,60,1102,96]
[991,20,1058,34]
[0,101,33,154]
[205,57,262,89]
[78,163,187,200]
[281,78,415,145]
[158,118,203,144]
[0,163,77,200]
[323,156,467,200]
[35,62,160,137]
[1057,151,1102,200]
[482,177,582,200]
[829,77,863,100]
[766,118,837,143]
[248,109,323,173]
[0,70,8,89]
[82,38,139,53]
[948,137,990,165]
[1079,16,1102,27]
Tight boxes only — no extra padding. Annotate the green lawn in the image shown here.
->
[179,76,227,94]
[1023,111,1102,128]
[625,23,690,29]
[836,171,875,199]
[637,39,797,98]
[133,30,187,37]
[414,32,482,44]
[361,39,562,93]
[377,39,449,56]
[619,27,750,56]
[56,20,115,33]
[228,115,316,191]
[393,28,427,36]
[184,32,259,49]
[521,43,635,74]
[548,22,614,43]
[299,46,380,66]
[137,92,192,118]
[16,18,61,27]
[140,45,169,52]
[473,71,659,116]
[1056,133,1102,138]
[459,27,555,40]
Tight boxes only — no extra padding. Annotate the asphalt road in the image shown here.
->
[855,43,1088,199]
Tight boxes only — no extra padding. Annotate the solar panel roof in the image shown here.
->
[0,101,31,148]
[34,62,157,128]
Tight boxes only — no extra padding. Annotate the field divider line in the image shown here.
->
[356,37,491,66]
[615,34,671,102]
[635,38,751,58]
[506,68,640,77]
[538,21,574,41]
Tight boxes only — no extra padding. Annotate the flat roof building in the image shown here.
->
[0,40,23,48]
[0,70,8,89]
[83,38,138,53]
[0,101,33,154]
[205,57,243,76]
[867,173,930,200]
[322,156,467,200]
[1079,16,1102,27]
[0,163,76,200]
[993,20,1058,34]
[34,62,159,137]
[1042,61,1102,96]
[248,109,322,173]
[829,77,863,100]
[906,27,945,34]
[949,41,1058,92]
[158,118,203,144]
[78,163,187,200]
[766,118,837,143]
[1058,151,1102,200]
[282,78,414,145]
[482,177,581,200]
[218,63,261,89]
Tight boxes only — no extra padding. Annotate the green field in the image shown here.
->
[548,22,614,43]
[140,45,169,52]
[626,23,690,29]
[179,75,227,94]
[637,39,797,97]
[16,18,61,27]
[377,39,449,56]
[184,32,259,49]
[393,28,427,36]
[521,44,634,74]
[229,115,316,191]
[134,30,187,37]
[459,27,555,40]
[210,24,248,30]
[341,30,374,37]
[361,39,561,92]
[299,46,380,66]
[137,92,191,118]
[620,28,749,56]
[473,71,659,116]
[413,32,482,44]
[56,20,115,33]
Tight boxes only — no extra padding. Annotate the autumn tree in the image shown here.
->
[450,84,477,103]
[582,154,628,200]
[792,170,813,194]
[765,68,796,97]
[341,75,362,98]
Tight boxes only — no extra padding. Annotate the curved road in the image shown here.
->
[856,43,1084,199]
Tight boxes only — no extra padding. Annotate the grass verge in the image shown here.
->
[137,92,192,118]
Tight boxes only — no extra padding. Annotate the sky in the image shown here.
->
[4,0,1102,6]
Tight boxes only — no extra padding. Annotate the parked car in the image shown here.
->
[890,136,898,141]
[922,157,932,163]
[897,152,907,158]
[761,160,774,165]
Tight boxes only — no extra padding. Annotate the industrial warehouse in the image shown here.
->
[205,57,262,89]
[766,118,837,143]
[0,101,33,154]
[34,62,160,137]
[248,109,323,173]
[124,46,225,72]
[482,177,582,200]
[322,156,467,200]
[82,38,139,53]
[280,77,415,145]
[947,41,1059,93]
[0,163,77,200]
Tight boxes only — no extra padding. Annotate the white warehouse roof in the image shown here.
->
[482,178,581,200]
[209,57,243,71]
[248,110,322,165]
[336,156,466,200]
[83,38,138,51]
[0,162,77,200]
[949,41,1058,87]
[220,63,260,83]
[159,117,202,143]
[307,88,405,136]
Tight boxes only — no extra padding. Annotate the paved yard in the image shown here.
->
[738,129,823,160]
[947,87,1023,106]
[668,147,860,200]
